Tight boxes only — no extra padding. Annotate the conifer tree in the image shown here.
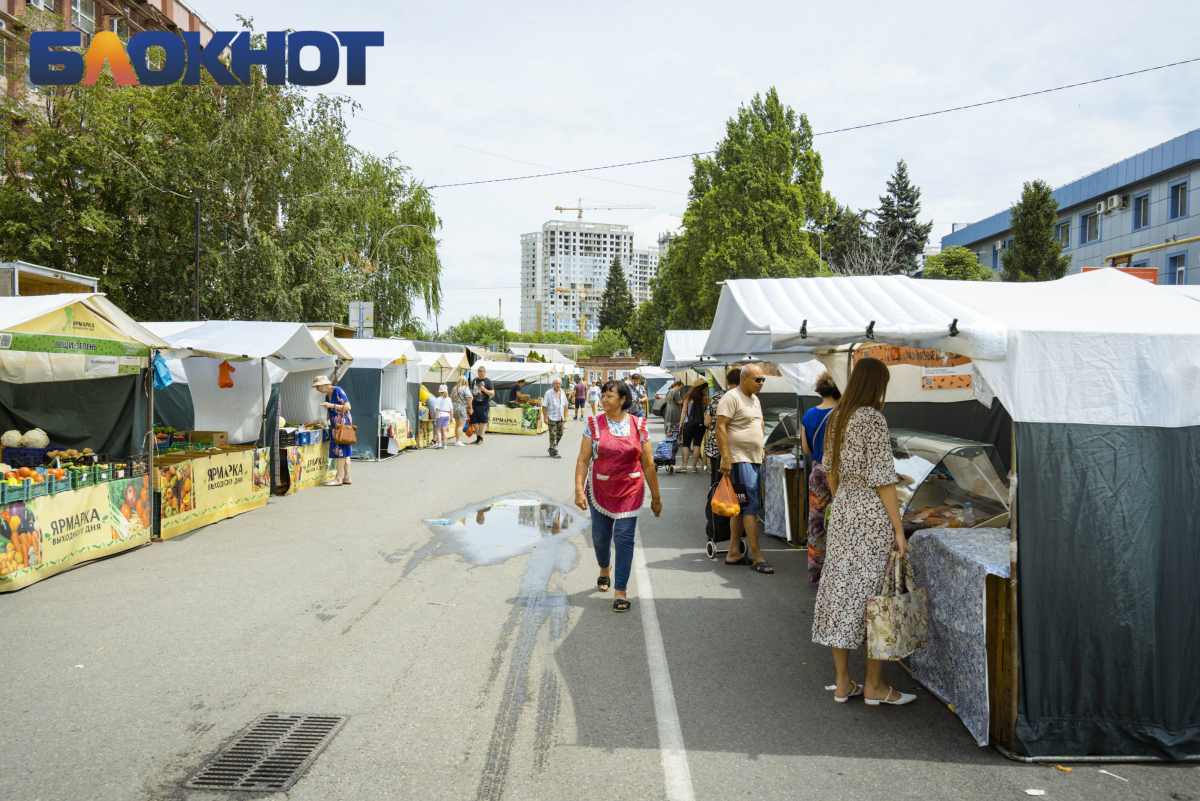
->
[1001,180,1072,282]
[874,160,933,275]
[597,256,635,333]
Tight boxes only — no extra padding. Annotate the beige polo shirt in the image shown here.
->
[716,386,764,464]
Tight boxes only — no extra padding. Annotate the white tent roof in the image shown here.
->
[1166,285,1200,303]
[508,345,575,366]
[636,365,674,381]
[660,330,717,370]
[705,270,1200,427]
[470,360,555,383]
[144,320,332,362]
[337,337,418,370]
[416,350,469,381]
[0,293,171,349]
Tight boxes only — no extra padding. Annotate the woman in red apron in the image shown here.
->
[574,379,663,612]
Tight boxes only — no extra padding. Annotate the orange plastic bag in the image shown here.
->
[217,360,235,388]
[711,474,740,517]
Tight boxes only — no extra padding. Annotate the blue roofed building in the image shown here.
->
[941,129,1199,285]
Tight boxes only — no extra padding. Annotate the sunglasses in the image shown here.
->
[752,377,765,384]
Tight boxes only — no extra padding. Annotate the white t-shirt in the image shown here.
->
[433,396,453,421]
[587,386,601,404]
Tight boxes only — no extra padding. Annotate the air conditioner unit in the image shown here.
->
[1107,194,1125,211]
[1096,201,1107,215]
[994,241,1004,250]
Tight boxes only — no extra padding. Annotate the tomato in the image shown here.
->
[3,471,15,480]
[121,504,131,521]
[31,473,44,482]
[17,467,31,478]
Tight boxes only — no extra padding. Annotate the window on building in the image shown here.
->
[72,0,96,37]
[1168,178,1189,221]
[1131,258,1149,272]
[25,53,38,93]
[26,0,51,9]
[1132,192,1150,231]
[1053,221,1070,249]
[1080,212,1100,245]
[1165,252,1187,285]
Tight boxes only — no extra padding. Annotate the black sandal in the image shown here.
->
[613,598,631,613]
[597,575,611,592]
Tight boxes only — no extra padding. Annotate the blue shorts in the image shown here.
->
[729,462,762,516]
[471,404,490,424]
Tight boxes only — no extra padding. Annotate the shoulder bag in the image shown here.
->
[332,408,357,446]
[865,552,927,661]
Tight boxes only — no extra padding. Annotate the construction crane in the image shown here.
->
[555,198,653,219]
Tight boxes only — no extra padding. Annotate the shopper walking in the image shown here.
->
[678,379,708,473]
[812,357,915,706]
[801,372,841,585]
[573,376,587,420]
[716,363,768,571]
[453,376,472,446]
[574,379,663,612]
[663,380,684,434]
[587,380,602,418]
[433,385,453,449]
[469,365,495,443]
[705,368,739,484]
[543,377,569,458]
[313,376,353,486]
[628,374,647,418]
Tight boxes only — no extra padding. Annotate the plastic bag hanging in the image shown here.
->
[711,474,741,517]
[151,353,173,390]
[217,360,235,389]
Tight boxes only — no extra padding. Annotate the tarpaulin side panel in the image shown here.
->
[154,382,195,432]
[0,374,140,457]
[339,369,380,460]
[1014,422,1200,759]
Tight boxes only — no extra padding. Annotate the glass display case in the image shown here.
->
[890,428,1011,533]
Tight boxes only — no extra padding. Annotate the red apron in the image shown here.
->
[589,415,645,518]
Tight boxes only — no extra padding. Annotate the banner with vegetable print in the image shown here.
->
[0,474,151,593]
[283,443,334,494]
[157,448,270,540]
[486,405,548,435]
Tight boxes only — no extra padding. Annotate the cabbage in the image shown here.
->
[21,429,49,448]
[1,430,22,448]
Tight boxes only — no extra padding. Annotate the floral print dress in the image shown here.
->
[811,406,899,649]
[326,386,353,459]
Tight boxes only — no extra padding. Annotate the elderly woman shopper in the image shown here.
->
[452,376,472,446]
[662,380,684,434]
[313,375,353,486]
[811,357,916,706]
[801,372,841,585]
[574,379,663,612]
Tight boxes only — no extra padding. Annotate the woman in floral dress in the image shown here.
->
[452,376,472,446]
[811,357,915,706]
[313,376,353,486]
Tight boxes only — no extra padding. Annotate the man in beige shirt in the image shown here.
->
[715,362,770,573]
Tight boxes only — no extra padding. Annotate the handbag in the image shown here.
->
[332,411,357,445]
[865,551,928,661]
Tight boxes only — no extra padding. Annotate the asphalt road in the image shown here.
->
[2,416,1197,801]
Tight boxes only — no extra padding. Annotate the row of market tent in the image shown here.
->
[659,271,1200,762]
[0,297,598,593]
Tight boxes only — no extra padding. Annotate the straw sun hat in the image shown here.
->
[311,375,333,388]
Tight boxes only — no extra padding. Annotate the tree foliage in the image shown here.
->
[597,256,635,333]
[625,295,667,364]
[446,315,506,347]
[584,327,629,358]
[921,246,996,281]
[874,160,933,275]
[653,88,832,330]
[0,15,441,334]
[1001,180,1071,282]
[506,330,584,346]
[821,204,871,273]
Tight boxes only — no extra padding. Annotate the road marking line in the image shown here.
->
[632,539,696,801]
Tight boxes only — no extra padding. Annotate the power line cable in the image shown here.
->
[421,55,1200,190]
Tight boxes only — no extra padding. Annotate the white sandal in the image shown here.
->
[833,681,863,703]
[322,479,343,487]
[864,685,916,706]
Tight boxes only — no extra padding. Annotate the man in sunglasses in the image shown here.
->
[716,362,771,573]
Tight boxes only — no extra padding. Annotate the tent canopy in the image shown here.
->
[145,320,333,364]
[337,337,418,370]
[508,345,575,366]
[705,271,1200,427]
[660,330,718,370]
[470,360,555,384]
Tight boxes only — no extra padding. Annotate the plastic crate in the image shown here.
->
[26,478,47,498]
[47,475,71,495]
[3,447,56,468]
[1,481,28,503]
[91,464,113,484]
[70,469,94,490]
[129,454,149,476]
[278,430,297,447]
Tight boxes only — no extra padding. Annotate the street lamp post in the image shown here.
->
[800,227,823,272]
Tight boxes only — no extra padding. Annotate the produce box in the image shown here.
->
[70,469,94,490]
[1,481,28,503]
[92,464,113,484]
[186,430,228,446]
[26,478,47,498]
[2,447,56,467]
[46,475,72,495]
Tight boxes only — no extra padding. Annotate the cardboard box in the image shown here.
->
[186,430,228,446]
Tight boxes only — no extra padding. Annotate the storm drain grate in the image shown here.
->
[183,714,348,792]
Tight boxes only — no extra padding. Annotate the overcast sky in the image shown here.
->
[199,0,1200,332]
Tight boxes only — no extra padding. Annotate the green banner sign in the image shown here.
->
[0,331,149,358]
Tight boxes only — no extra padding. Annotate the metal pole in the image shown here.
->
[193,197,200,321]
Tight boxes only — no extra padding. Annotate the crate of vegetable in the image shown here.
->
[70,466,94,490]
[92,464,113,484]
[45,469,71,494]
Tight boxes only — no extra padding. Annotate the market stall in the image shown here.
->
[469,360,553,435]
[145,321,349,534]
[704,270,1200,760]
[0,294,169,592]
[334,338,420,459]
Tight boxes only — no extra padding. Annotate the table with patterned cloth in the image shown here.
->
[907,527,1011,746]
[762,453,799,540]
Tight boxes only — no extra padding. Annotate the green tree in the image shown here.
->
[0,15,442,335]
[597,256,635,333]
[874,160,933,275]
[654,88,829,330]
[506,330,584,346]
[1001,180,1071,282]
[921,246,996,281]
[446,315,506,347]
[584,327,629,358]
[822,203,871,273]
[626,292,667,363]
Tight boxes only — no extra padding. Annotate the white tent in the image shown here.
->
[1166,285,1200,303]
[469,360,556,384]
[508,345,576,367]
[145,321,352,444]
[337,337,418,370]
[415,350,470,383]
[660,330,717,371]
[332,338,421,458]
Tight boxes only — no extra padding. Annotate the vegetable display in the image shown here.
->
[0,502,41,576]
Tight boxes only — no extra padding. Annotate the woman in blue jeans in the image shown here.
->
[574,379,663,612]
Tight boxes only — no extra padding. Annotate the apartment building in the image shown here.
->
[519,219,660,340]
[1,0,215,102]
[942,128,1199,285]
